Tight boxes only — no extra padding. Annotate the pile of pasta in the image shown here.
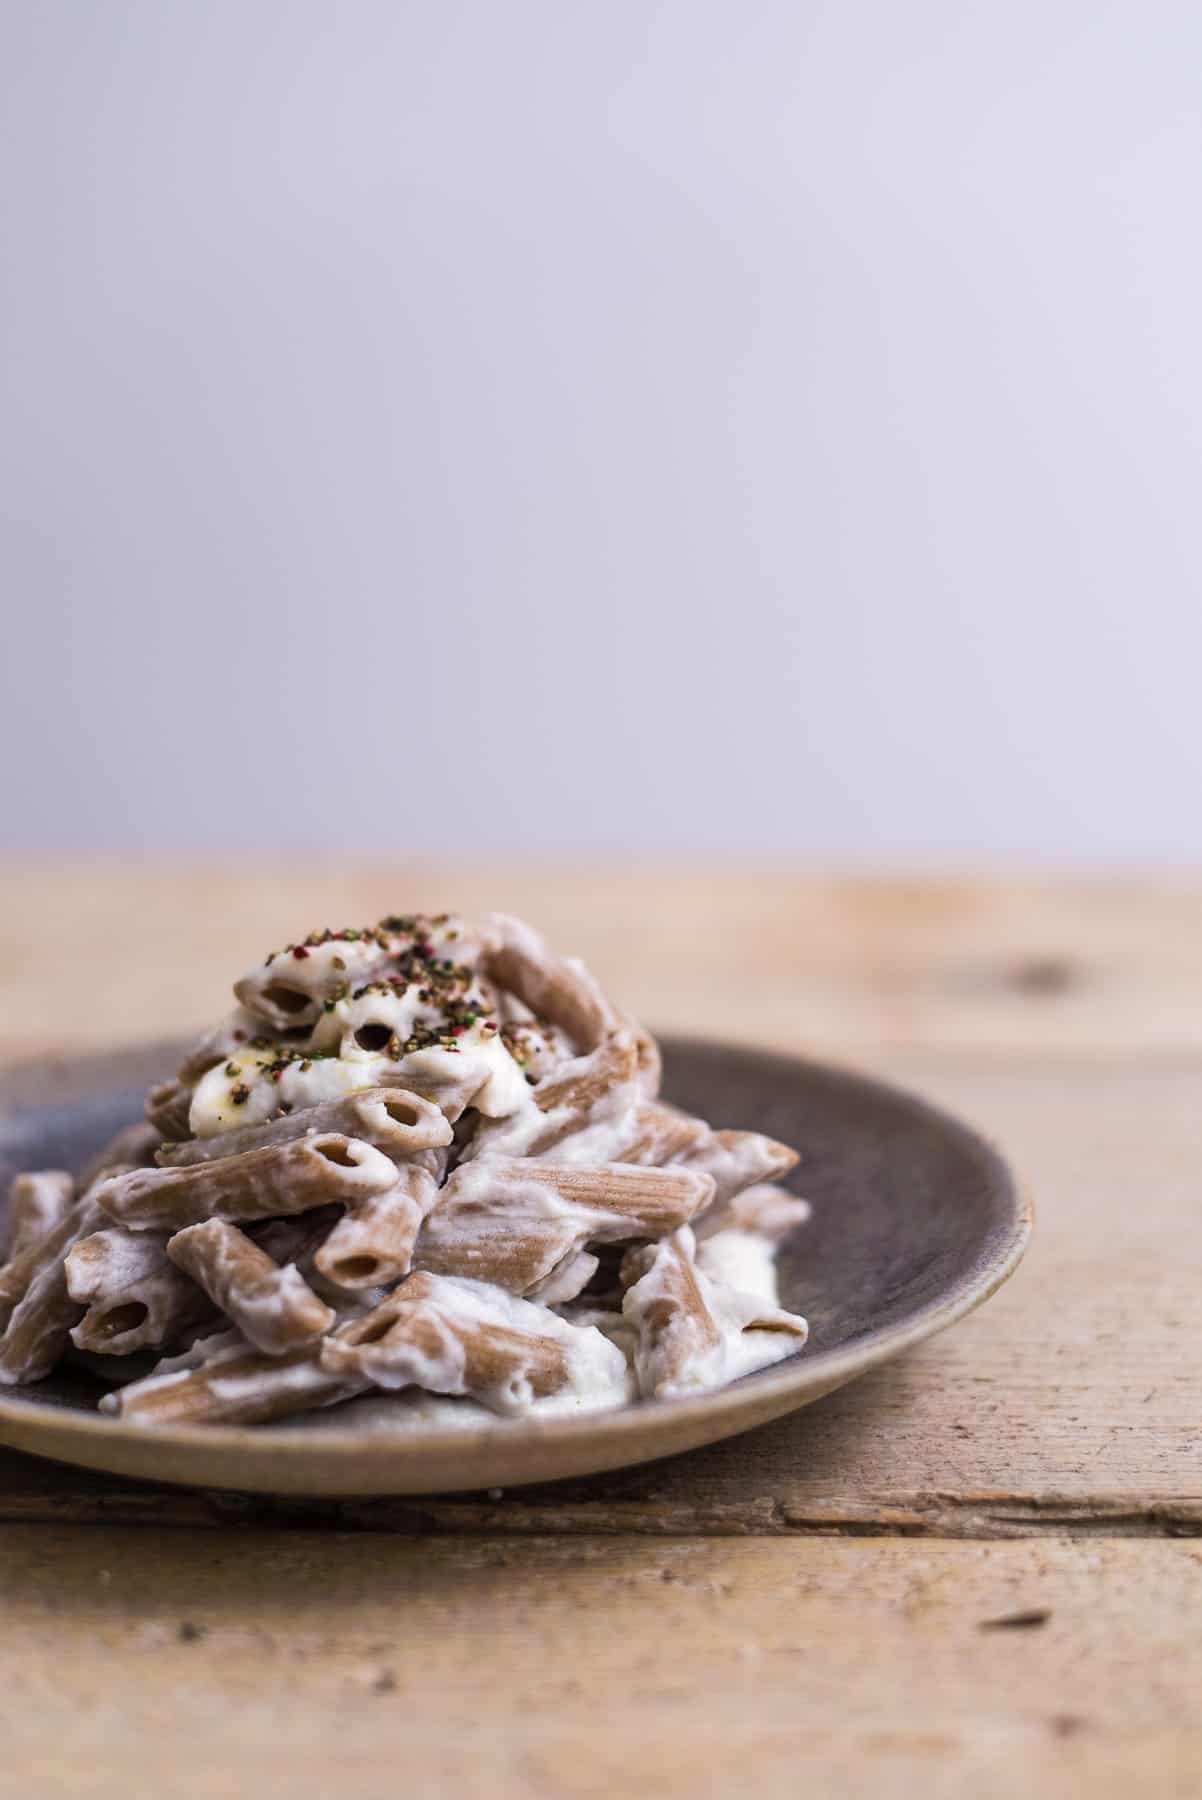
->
[0,913,809,1429]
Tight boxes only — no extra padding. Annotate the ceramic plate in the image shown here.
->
[0,1038,1029,1495]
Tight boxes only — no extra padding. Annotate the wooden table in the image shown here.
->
[1,866,1199,1799]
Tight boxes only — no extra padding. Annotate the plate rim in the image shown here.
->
[0,1036,1032,1491]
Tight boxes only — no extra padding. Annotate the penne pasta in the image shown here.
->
[482,914,616,1051]
[530,1034,639,1120]
[155,1087,451,1167]
[321,1271,628,1415]
[694,1182,811,1243]
[463,1034,640,1163]
[0,1196,87,1310]
[624,1017,662,1100]
[414,1158,715,1295]
[620,1102,712,1168]
[676,1128,800,1209]
[313,1158,441,1291]
[374,1060,494,1125]
[234,935,394,1033]
[3,1170,74,1264]
[166,1220,334,1356]
[622,1228,722,1398]
[622,1226,808,1400]
[65,1227,214,1356]
[96,1133,399,1232]
[446,1156,714,1233]
[101,1335,367,1426]
[0,1199,107,1383]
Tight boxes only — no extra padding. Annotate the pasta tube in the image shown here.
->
[166,1220,334,1355]
[96,1134,399,1231]
[3,1171,74,1263]
[321,1271,628,1415]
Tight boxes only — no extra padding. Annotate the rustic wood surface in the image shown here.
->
[1,865,1200,1797]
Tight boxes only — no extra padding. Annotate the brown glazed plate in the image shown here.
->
[0,1038,1030,1496]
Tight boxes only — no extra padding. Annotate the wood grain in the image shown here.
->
[1,867,1197,1796]
[8,864,1202,1064]
[0,1529,1198,1800]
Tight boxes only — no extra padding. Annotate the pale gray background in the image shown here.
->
[2,1,1200,862]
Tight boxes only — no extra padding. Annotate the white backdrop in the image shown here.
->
[2,1,1201,861]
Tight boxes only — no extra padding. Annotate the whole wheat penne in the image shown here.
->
[303,1266,394,1318]
[321,1271,628,1415]
[694,1182,811,1243]
[77,1122,163,1193]
[472,1090,710,1173]
[0,1190,92,1309]
[418,1209,581,1295]
[531,1034,639,1119]
[482,914,616,1051]
[375,1061,496,1124]
[621,1228,722,1397]
[620,1102,712,1167]
[73,1280,213,1357]
[155,1087,451,1167]
[101,1336,367,1426]
[675,1129,799,1208]
[0,1198,107,1383]
[447,1158,714,1235]
[166,1220,335,1355]
[66,1227,214,1355]
[234,936,393,1032]
[313,1159,441,1291]
[145,1078,194,1141]
[463,1034,640,1162]
[414,1158,714,1294]
[622,1226,808,1400]
[623,1017,662,1099]
[96,1133,399,1231]
[3,1170,74,1263]
[483,1096,709,1173]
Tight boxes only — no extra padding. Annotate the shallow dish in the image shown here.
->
[0,1037,1029,1495]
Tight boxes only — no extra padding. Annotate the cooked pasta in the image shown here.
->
[0,910,809,1424]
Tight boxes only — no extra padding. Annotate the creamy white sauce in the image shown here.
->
[695,1228,780,1306]
[186,914,575,1139]
[554,1302,639,1363]
[190,1048,386,1136]
[189,1016,536,1139]
[293,1372,636,1435]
